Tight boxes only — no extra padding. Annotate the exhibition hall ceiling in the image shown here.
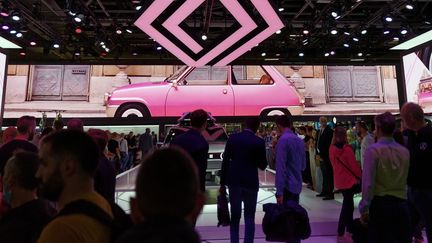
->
[0,0,431,65]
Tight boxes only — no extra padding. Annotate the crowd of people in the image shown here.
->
[0,103,430,243]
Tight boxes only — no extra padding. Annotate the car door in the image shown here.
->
[165,66,234,116]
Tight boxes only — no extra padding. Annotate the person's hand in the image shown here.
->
[315,154,321,161]
[276,195,283,205]
[360,213,369,225]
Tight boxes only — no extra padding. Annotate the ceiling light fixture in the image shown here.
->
[75,27,82,34]
[201,34,207,40]
[406,1,414,10]
[303,29,309,35]
[353,37,359,42]
[276,30,281,34]
[330,29,338,35]
[11,11,20,21]
[394,37,400,41]
[299,52,304,57]
[135,5,142,11]
[385,16,393,22]
[30,41,36,46]
[401,28,408,35]
[383,29,390,35]
[275,53,280,56]
[74,14,84,23]
[126,28,133,34]
[357,52,363,56]
[330,51,335,55]
[156,46,162,51]
[344,31,350,36]
[53,43,60,48]
[0,7,9,17]
[324,52,330,57]
[16,32,22,38]
[278,8,284,12]
[361,29,367,35]
[19,51,26,56]
[2,25,9,30]
[116,27,122,35]
[261,52,266,57]
[9,30,16,34]
[344,43,350,47]
[331,11,338,18]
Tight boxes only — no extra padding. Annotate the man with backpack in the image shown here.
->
[37,130,114,243]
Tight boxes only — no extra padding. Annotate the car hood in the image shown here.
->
[113,81,170,92]
[209,142,226,153]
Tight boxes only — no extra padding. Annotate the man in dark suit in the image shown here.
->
[220,117,267,243]
[171,109,209,193]
[316,116,334,200]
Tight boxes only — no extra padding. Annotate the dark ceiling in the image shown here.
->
[0,0,431,65]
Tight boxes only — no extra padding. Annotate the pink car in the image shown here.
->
[106,66,304,118]
[418,77,432,111]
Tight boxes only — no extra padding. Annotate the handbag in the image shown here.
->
[217,187,230,227]
[336,156,362,193]
[262,201,311,242]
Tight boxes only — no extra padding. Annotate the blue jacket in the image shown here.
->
[220,129,267,191]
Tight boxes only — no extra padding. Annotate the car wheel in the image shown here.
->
[115,103,149,118]
[261,108,289,117]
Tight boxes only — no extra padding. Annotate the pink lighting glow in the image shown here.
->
[134,0,284,66]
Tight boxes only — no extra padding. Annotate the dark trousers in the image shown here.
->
[320,158,334,196]
[302,151,312,186]
[338,186,355,236]
[408,187,432,242]
[283,189,300,243]
[368,195,411,243]
[229,187,258,243]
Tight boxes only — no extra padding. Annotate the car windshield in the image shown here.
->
[165,126,228,144]
[165,66,188,82]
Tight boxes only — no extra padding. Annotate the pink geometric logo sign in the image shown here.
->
[134,0,284,66]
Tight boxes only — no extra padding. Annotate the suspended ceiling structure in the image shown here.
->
[0,0,431,65]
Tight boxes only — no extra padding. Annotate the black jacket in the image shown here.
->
[316,126,333,160]
[171,129,209,192]
[0,199,56,243]
[220,130,267,190]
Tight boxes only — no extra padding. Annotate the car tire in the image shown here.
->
[261,108,290,117]
[115,103,149,118]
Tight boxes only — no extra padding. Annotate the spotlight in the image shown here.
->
[276,30,281,34]
[75,27,82,34]
[353,37,359,42]
[0,7,9,17]
[344,31,350,36]
[132,52,138,56]
[344,43,350,48]
[385,16,393,22]
[331,11,338,18]
[126,28,132,34]
[330,29,338,35]
[330,51,335,55]
[100,52,107,56]
[299,52,304,57]
[2,25,9,30]
[324,52,330,57]
[16,32,23,38]
[406,2,414,10]
[261,52,266,57]
[383,29,390,35]
[19,51,26,56]
[357,52,363,57]
[401,28,408,35]
[9,30,16,34]
[156,46,162,51]
[201,34,207,40]
[53,43,60,48]
[30,41,36,46]
[278,8,284,12]
[116,27,122,35]
[361,29,367,35]
[68,10,76,16]
[105,48,110,52]
[11,13,20,21]
[276,53,281,57]
[100,41,105,46]
[74,14,84,23]
[135,5,142,11]
[303,29,309,35]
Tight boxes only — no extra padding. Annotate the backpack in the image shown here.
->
[56,199,132,243]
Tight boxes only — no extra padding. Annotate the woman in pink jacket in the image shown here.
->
[329,126,362,240]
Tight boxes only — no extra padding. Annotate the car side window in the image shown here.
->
[232,65,274,85]
[182,66,228,86]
